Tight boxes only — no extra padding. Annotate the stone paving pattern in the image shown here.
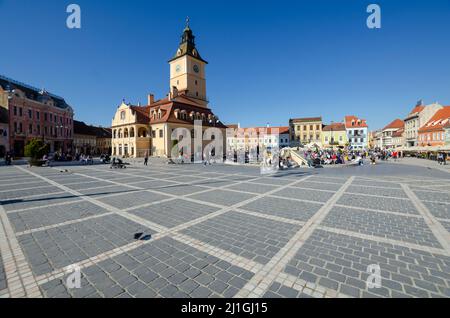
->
[0,160,450,298]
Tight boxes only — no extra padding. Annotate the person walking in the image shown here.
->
[437,152,443,165]
[144,151,149,166]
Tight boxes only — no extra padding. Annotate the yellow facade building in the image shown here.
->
[289,117,323,145]
[322,122,347,148]
[111,22,226,158]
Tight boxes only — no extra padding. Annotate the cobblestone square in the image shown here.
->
[0,161,450,298]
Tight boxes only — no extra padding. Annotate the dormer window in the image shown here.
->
[120,111,125,120]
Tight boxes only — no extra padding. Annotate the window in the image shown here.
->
[14,107,17,116]
[195,80,198,85]
[159,130,163,138]
[310,125,313,130]
[316,125,320,130]
[36,112,40,120]
[28,109,32,119]
[29,124,32,134]
[44,113,48,121]
[152,130,156,138]
[37,125,40,135]
[19,108,22,116]
[296,126,300,131]
[14,122,17,133]
[19,123,22,133]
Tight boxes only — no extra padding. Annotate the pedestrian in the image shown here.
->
[144,151,149,166]
[437,152,443,165]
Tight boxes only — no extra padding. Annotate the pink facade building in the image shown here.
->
[0,75,74,156]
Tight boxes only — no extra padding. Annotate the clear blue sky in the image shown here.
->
[1,0,449,130]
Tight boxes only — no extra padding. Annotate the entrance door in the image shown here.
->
[14,140,25,157]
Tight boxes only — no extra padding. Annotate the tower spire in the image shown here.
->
[185,16,190,29]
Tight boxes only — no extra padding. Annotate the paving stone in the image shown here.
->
[241,196,323,221]
[322,206,442,248]
[181,211,300,264]
[128,199,219,228]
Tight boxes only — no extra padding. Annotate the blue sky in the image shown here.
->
[0,0,449,130]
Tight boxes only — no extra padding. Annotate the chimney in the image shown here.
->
[148,94,155,105]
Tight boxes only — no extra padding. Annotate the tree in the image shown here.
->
[24,138,49,165]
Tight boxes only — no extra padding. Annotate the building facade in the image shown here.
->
[111,23,227,158]
[112,102,151,158]
[418,106,450,147]
[392,128,405,149]
[344,116,368,150]
[0,75,74,157]
[94,127,112,155]
[0,86,9,157]
[289,117,323,146]
[74,120,112,155]
[381,119,404,149]
[444,122,450,146]
[404,102,442,148]
[227,126,290,154]
[322,122,347,148]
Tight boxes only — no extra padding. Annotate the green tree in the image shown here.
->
[24,138,49,162]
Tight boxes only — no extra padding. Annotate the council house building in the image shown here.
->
[111,22,227,158]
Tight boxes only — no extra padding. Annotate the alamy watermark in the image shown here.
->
[65,264,81,289]
[366,264,382,289]
[367,4,381,29]
[66,4,81,29]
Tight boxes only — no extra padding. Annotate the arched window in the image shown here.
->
[124,128,129,138]
[138,127,148,138]
[130,127,135,138]
[113,130,117,139]
[118,129,123,138]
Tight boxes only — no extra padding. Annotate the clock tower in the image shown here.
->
[169,19,208,107]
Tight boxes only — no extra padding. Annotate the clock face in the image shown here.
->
[176,65,181,73]
[193,65,199,73]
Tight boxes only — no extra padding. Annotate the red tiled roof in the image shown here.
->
[392,128,404,138]
[418,106,450,133]
[383,119,404,130]
[144,94,227,128]
[323,123,346,131]
[130,105,151,124]
[344,115,368,128]
[409,105,425,115]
